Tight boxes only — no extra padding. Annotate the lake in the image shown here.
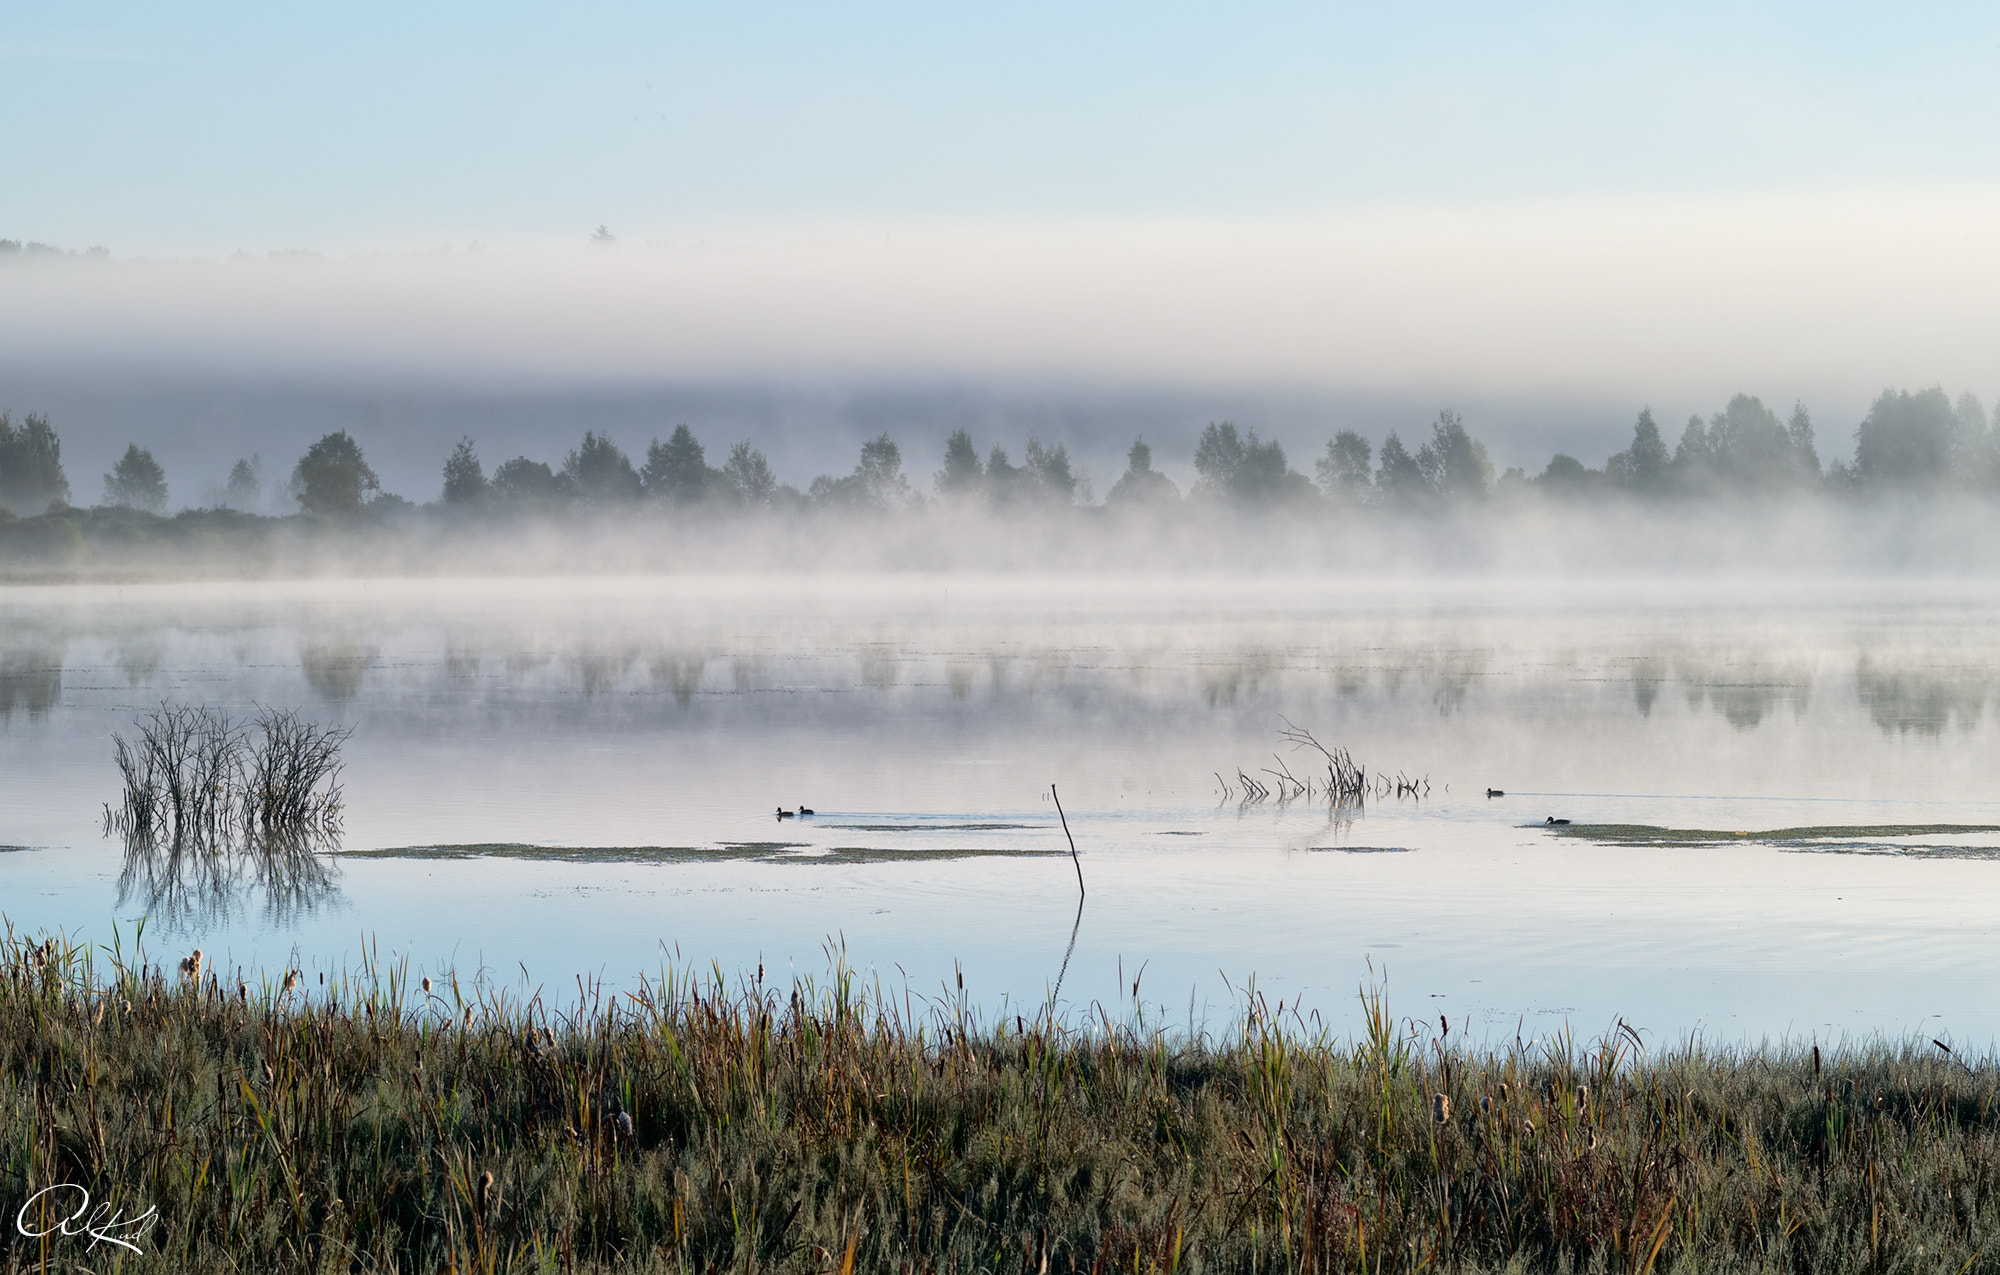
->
[3,573,1998,1048]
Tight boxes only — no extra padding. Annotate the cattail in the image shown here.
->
[615,1111,634,1138]
[1576,1084,1589,1110]
[476,1171,493,1215]
[282,969,301,996]
[421,976,433,996]
[1479,1094,1492,1115]
[178,949,204,981]
[1432,1093,1451,1123]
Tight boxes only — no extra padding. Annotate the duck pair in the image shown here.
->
[775,806,816,819]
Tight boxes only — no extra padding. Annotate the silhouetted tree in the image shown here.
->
[1023,435,1077,505]
[563,432,641,503]
[0,413,69,513]
[1699,394,1815,493]
[1854,387,1955,493]
[1414,410,1493,501]
[223,456,263,510]
[1787,402,1822,483]
[934,429,984,497]
[102,444,167,512]
[491,457,561,502]
[983,444,1024,504]
[641,425,714,505]
[1194,422,1309,504]
[1315,431,1373,502]
[722,442,778,506]
[1606,408,1670,494]
[1535,453,1600,498]
[1951,392,1998,489]
[1106,438,1181,506]
[290,431,378,515]
[808,434,914,510]
[442,437,487,506]
[1374,432,1427,505]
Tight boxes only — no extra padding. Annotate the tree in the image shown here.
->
[1535,453,1600,498]
[1787,402,1822,484]
[1315,431,1373,502]
[224,456,263,510]
[1951,392,1997,490]
[1194,422,1308,504]
[722,442,778,507]
[1022,435,1077,505]
[1703,394,1814,493]
[1670,414,1715,493]
[0,413,70,513]
[442,437,487,506]
[290,431,379,515]
[1414,410,1493,502]
[1605,409,1669,494]
[1106,437,1181,506]
[102,444,167,512]
[934,429,984,497]
[1374,432,1427,504]
[641,425,713,505]
[1854,387,1955,493]
[491,457,561,501]
[562,432,641,503]
[807,434,914,510]
[983,444,1024,504]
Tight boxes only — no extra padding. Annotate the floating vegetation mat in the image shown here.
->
[1545,822,2000,858]
[1308,845,1413,854]
[344,842,1061,865]
[820,831,1032,839]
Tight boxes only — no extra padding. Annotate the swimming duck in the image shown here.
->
[798,805,815,816]
[776,807,795,819]
[1486,788,1504,798]
[1545,816,1569,826]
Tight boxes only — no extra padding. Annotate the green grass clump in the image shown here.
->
[6,927,2000,1271]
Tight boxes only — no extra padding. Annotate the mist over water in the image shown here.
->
[4,574,2000,1045]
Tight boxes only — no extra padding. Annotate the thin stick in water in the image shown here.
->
[1051,783,1084,899]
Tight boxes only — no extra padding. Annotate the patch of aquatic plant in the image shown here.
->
[775,845,1067,864]
[1547,822,2000,848]
[343,843,771,864]
[820,831,1032,839]
[1218,718,1425,809]
[11,928,2000,1271]
[344,842,1061,865]
[104,702,350,848]
[1308,845,1414,854]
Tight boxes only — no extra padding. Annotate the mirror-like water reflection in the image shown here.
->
[2,575,1999,1044]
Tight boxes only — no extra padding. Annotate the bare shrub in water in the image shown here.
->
[105,702,349,849]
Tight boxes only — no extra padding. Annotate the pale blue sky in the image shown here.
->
[9,2,2000,252]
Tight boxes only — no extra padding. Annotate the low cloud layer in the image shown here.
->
[5,187,2000,499]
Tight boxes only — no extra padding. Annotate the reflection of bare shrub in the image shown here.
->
[301,637,376,702]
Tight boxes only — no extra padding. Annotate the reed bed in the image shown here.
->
[5,927,2000,1272]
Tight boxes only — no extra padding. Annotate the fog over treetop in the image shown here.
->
[6,188,2000,496]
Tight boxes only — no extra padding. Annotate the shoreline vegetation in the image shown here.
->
[7,929,2000,1271]
[9,388,2000,578]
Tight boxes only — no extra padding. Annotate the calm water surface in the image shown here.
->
[2,574,1998,1047]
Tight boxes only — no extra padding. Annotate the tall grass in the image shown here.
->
[3,925,1998,1271]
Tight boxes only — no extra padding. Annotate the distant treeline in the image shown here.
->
[0,386,1993,526]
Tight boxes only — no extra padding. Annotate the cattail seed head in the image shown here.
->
[421,976,433,996]
[1432,1093,1451,1123]
[476,1171,493,1214]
